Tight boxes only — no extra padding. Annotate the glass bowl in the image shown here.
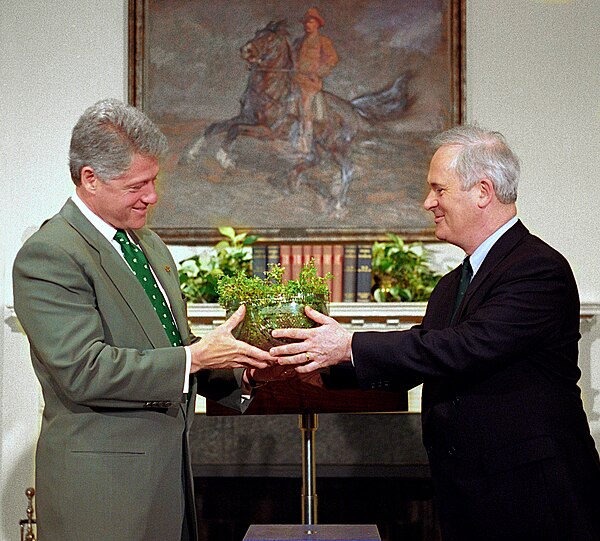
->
[225,293,329,351]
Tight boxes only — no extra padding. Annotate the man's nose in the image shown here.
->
[142,182,158,204]
[423,190,436,210]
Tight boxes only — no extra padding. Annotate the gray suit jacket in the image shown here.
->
[13,199,246,541]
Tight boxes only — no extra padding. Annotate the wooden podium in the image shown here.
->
[243,524,381,541]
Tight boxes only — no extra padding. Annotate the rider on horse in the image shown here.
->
[292,7,339,153]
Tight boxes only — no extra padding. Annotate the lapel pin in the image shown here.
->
[165,265,171,273]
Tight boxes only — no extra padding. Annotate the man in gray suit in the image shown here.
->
[13,99,278,541]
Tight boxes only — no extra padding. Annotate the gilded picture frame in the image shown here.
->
[129,0,465,244]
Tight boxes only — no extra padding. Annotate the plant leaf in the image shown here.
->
[218,226,236,239]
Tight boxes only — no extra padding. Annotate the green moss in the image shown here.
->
[218,260,331,350]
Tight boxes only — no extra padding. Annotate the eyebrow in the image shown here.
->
[127,177,155,186]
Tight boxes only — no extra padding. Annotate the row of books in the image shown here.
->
[251,244,373,303]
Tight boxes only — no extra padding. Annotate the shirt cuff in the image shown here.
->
[183,346,192,394]
[241,369,253,400]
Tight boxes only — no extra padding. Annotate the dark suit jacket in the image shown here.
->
[351,221,600,540]
[13,199,248,541]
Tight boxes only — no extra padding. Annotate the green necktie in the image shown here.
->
[450,256,473,323]
[114,229,183,347]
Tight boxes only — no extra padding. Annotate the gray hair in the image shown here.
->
[432,125,520,204]
[69,98,168,185]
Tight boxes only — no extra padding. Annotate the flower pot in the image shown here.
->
[225,293,329,350]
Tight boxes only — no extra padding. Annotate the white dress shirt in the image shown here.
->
[468,216,518,279]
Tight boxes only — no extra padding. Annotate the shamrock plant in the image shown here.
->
[216,260,331,350]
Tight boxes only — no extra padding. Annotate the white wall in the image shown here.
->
[0,1,127,538]
[466,0,600,302]
[1,1,599,539]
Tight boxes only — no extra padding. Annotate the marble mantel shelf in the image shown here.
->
[187,301,600,333]
[7,302,600,323]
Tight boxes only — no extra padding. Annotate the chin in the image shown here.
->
[126,219,147,230]
[433,226,447,242]
[127,213,148,230]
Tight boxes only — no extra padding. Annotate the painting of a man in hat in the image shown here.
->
[292,7,339,152]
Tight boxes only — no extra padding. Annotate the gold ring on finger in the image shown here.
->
[306,352,311,362]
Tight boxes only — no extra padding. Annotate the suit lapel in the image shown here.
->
[425,269,461,328]
[60,200,172,349]
[130,228,190,345]
[129,229,194,413]
[456,220,529,321]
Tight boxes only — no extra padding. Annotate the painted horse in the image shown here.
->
[183,19,410,214]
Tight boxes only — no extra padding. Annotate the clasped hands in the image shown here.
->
[189,304,351,386]
[269,305,353,373]
[247,305,353,386]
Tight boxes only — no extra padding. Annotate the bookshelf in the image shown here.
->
[251,243,372,303]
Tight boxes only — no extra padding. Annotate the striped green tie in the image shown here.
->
[114,229,182,347]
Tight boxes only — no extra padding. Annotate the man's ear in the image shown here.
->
[79,166,98,193]
[476,177,495,208]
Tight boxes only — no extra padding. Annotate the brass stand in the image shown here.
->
[299,412,318,529]
[19,487,37,541]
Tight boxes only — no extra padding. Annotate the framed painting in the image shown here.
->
[129,0,464,244]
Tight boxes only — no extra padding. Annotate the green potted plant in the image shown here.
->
[217,261,331,350]
[178,227,258,303]
[371,233,442,302]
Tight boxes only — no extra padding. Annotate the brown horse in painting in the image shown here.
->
[183,20,410,215]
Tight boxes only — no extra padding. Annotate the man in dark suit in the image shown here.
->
[270,125,600,540]
[13,99,279,541]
